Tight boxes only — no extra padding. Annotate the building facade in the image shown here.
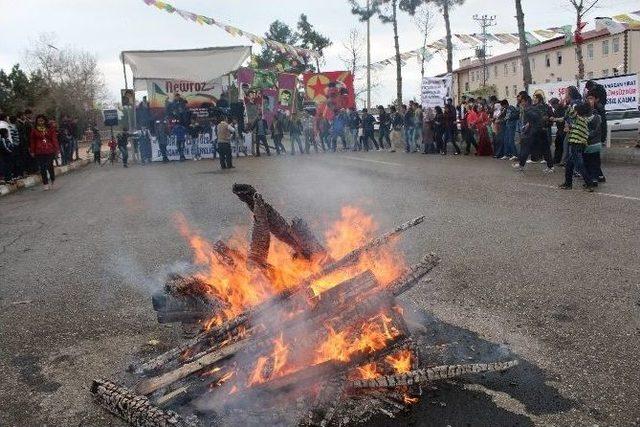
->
[452,28,640,103]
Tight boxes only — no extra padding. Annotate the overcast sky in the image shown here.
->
[0,0,636,106]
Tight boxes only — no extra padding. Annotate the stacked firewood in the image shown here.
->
[91,184,517,427]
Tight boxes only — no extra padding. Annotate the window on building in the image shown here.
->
[612,37,620,53]
[471,71,475,82]
[545,78,551,83]
[531,57,536,71]
[545,54,551,67]
[602,40,609,56]
[506,86,509,97]
[557,77,562,82]
[613,67,619,76]
[513,85,517,96]
[494,65,498,78]
[587,43,594,60]
[602,69,609,77]
[465,82,469,92]
[557,51,562,65]
[504,63,508,76]
[587,71,594,79]
[512,61,516,73]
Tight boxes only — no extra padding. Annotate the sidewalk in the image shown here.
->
[0,158,91,197]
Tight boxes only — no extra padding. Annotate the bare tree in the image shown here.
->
[413,3,436,79]
[425,0,466,74]
[514,0,533,88]
[25,33,106,123]
[566,0,601,79]
[340,28,379,106]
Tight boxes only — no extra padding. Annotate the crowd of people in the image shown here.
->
[1,80,609,193]
[0,110,83,189]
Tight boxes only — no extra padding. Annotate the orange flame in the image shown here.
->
[175,206,406,329]
[385,349,413,374]
[355,362,381,380]
[314,313,400,365]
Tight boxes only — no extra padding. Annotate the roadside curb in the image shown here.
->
[0,159,91,198]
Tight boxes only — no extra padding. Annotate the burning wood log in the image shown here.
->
[91,378,184,427]
[387,253,440,296]
[347,360,519,389]
[249,193,270,267]
[134,339,247,396]
[295,215,425,291]
[233,183,327,260]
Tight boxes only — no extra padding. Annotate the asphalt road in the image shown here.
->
[1,151,639,426]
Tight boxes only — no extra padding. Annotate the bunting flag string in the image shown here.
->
[140,0,321,61]
[368,9,638,72]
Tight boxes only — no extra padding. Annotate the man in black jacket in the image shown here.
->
[361,109,379,151]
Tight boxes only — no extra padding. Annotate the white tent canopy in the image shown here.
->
[121,45,251,90]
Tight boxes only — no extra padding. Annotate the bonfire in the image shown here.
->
[91,184,517,427]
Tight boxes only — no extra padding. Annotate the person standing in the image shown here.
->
[443,103,461,155]
[137,96,152,130]
[216,116,235,169]
[139,127,153,164]
[157,120,170,163]
[378,105,391,151]
[583,93,605,186]
[421,107,436,154]
[402,104,414,153]
[549,98,566,165]
[302,111,317,154]
[116,128,130,168]
[289,112,304,155]
[348,107,361,150]
[390,106,403,151]
[413,105,424,153]
[29,115,59,189]
[585,82,607,183]
[433,106,446,154]
[171,120,187,161]
[252,113,271,157]
[58,127,72,165]
[7,116,23,177]
[559,103,594,191]
[500,100,519,160]
[187,117,201,161]
[475,105,494,156]
[90,125,102,164]
[331,109,348,151]
[0,129,14,183]
[514,95,553,172]
[463,102,478,155]
[361,109,379,152]
[270,113,286,155]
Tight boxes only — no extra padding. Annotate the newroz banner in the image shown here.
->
[421,75,453,109]
[147,78,226,118]
[579,74,638,111]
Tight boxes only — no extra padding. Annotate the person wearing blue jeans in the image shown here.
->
[499,101,519,158]
[402,104,415,152]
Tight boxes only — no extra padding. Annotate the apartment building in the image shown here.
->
[452,27,640,103]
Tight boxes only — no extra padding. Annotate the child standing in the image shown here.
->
[559,103,594,192]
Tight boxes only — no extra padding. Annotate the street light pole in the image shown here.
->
[366,0,371,109]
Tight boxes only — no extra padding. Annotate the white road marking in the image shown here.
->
[339,156,404,166]
[523,182,640,202]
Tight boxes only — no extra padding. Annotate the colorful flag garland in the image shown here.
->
[140,0,320,62]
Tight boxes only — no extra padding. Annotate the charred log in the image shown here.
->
[347,360,519,389]
[249,193,271,267]
[233,183,328,260]
[91,379,184,427]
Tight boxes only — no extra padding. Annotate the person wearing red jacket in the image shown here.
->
[29,114,59,190]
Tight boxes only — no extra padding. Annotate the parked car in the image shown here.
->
[607,109,640,140]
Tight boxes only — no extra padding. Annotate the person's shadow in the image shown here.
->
[369,307,575,426]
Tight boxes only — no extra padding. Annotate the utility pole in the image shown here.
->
[366,0,371,109]
[472,14,496,89]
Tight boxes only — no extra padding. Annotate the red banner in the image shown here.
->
[277,73,297,114]
[303,71,355,119]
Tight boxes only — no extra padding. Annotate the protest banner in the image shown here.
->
[147,78,226,119]
[303,71,355,121]
[579,74,638,111]
[421,75,452,109]
[528,81,573,102]
[277,73,297,114]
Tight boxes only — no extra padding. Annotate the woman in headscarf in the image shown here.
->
[475,105,493,156]
[29,114,59,190]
